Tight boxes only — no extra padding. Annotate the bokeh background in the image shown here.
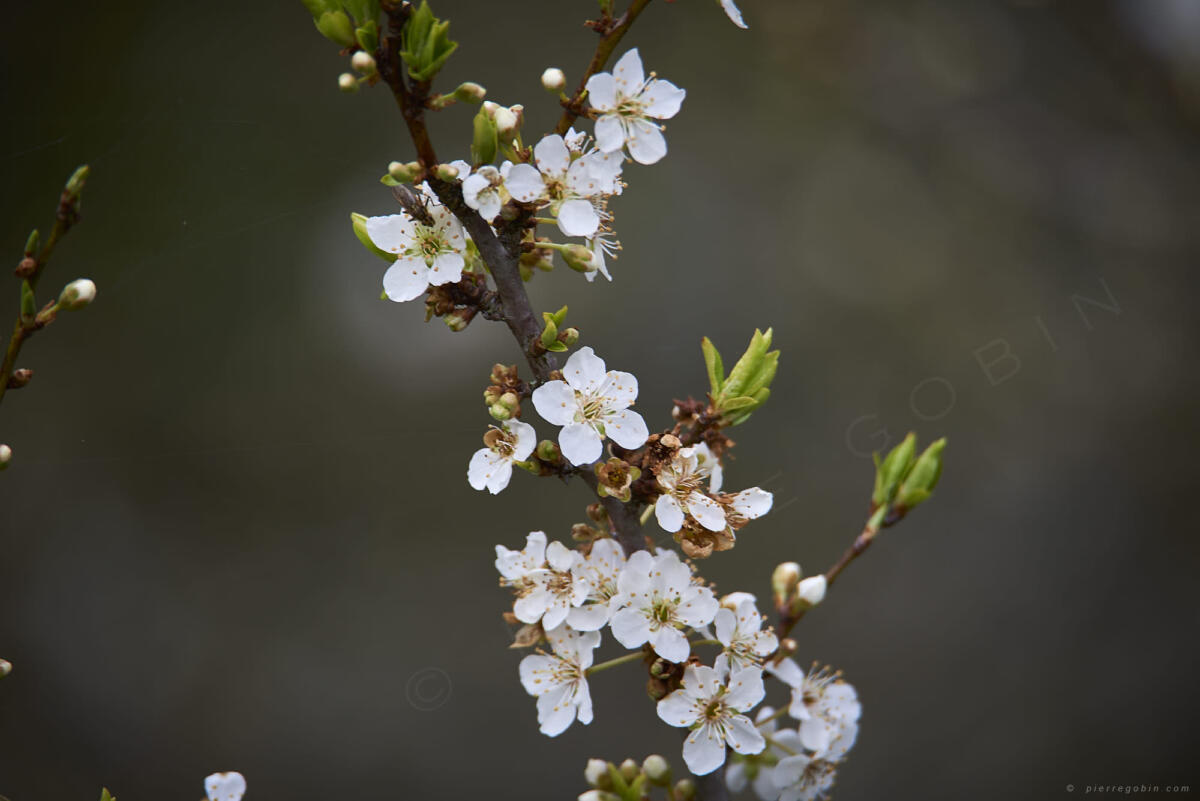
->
[2,0,1199,798]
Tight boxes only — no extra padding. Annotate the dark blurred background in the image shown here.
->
[2,0,1199,798]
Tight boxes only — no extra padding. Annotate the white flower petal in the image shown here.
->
[468,448,501,492]
[683,723,728,775]
[427,252,464,286]
[732,487,774,520]
[546,541,576,572]
[584,72,618,111]
[382,256,429,302]
[657,689,701,727]
[627,118,668,165]
[504,163,546,203]
[364,214,415,254]
[726,714,767,755]
[650,624,690,663]
[559,422,603,466]
[714,607,736,647]
[642,79,686,119]
[610,606,651,649]
[655,495,685,533]
[612,49,645,93]
[518,654,560,696]
[603,407,649,450]
[536,684,578,736]
[563,346,608,393]
[513,586,551,624]
[533,134,572,178]
[720,0,748,28]
[766,656,805,689]
[597,370,638,410]
[724,666,766,711]
[531,380,578,426]
[567,603,611,631]
[593,114,626,153]
[675,586,720,628]
[556,198,600,238]
[687,491,728,532]
[204,773,246,801]
[507,420,538,461]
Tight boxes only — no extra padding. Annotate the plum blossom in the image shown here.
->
[519,624,600,736]
[585,49,686,165]
[654,447,728,533]
[726,707,803,801]
[786,665,862,755]
[773,719,859,801]
[715,597,778,670]
[720,0,749,29]
[204,773,246,801]
[505,135,620,237]
[609,549,718,662]
[365,205,467,302]
[656,658,766,775]
[468,419,536,494]
[495,531,588,629]
[461,164,506,221]
[566,538,627,631]
[531,346,649,466]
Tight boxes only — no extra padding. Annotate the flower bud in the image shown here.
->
[15,256,36,278]
[388,161,421,183]
[618,759,639,783]
[536,439,561,463]
[674,779,697,800]
[0,444,11,471]
[797,575,827,607]
[584,759,610,788]
[452,81,486,103]
[351,50,376,74]
[558,327,580,348]
[541,67,566,92]
[58,279,96,310]
[493,106,519,139]
[488,402,512,421]
[561,244,595,273]
[338,72,360,93]
[434,163,460,182]
[642,755,670,785]
[772,561,801,606]
[0,658,10,677]
[578,792,619,801]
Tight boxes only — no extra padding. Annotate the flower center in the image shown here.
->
[408,224,449,261]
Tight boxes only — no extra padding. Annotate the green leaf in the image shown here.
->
[720,327,772,402]
[540,313,558,349]
[700,336,725,397]
[380,173,402,187]
[100,789,116,801]
[471,106,497,166]
[718,396,758,411]
[895,437,946,510]
[343,0,378,24]
[300,0,339,19]
[23,229,39,257]
[550,305,568,327]
[315,9,356,47]
[872,432,916,507]
[545,340,568,352]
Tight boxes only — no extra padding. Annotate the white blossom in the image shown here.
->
[656,658,766,775]
[519,624,600,736]
[654,447,728,533]
[468,419,537,494]
[796,575,827,607]
[461,164,505,221]
[567,538,627,631]
[773,720,858,801]
[720,0,749,29]
[531,346,649,466]
[204,773,246,801]
[495,531,588,629]
[786,665,862,755]
[715,597,778,670]
[609,549,718,662]
[505,135,620,237]
[726,707,803,801]
[365,204,467,302]
[585,49,686,165]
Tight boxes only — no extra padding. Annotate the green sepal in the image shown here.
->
[355,20,379,52]
[315,9,356,47]
[350,212,397,262]
[701,336,725,397]
[471,106,498,166]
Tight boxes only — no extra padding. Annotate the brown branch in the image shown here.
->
[553,0,655,136]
